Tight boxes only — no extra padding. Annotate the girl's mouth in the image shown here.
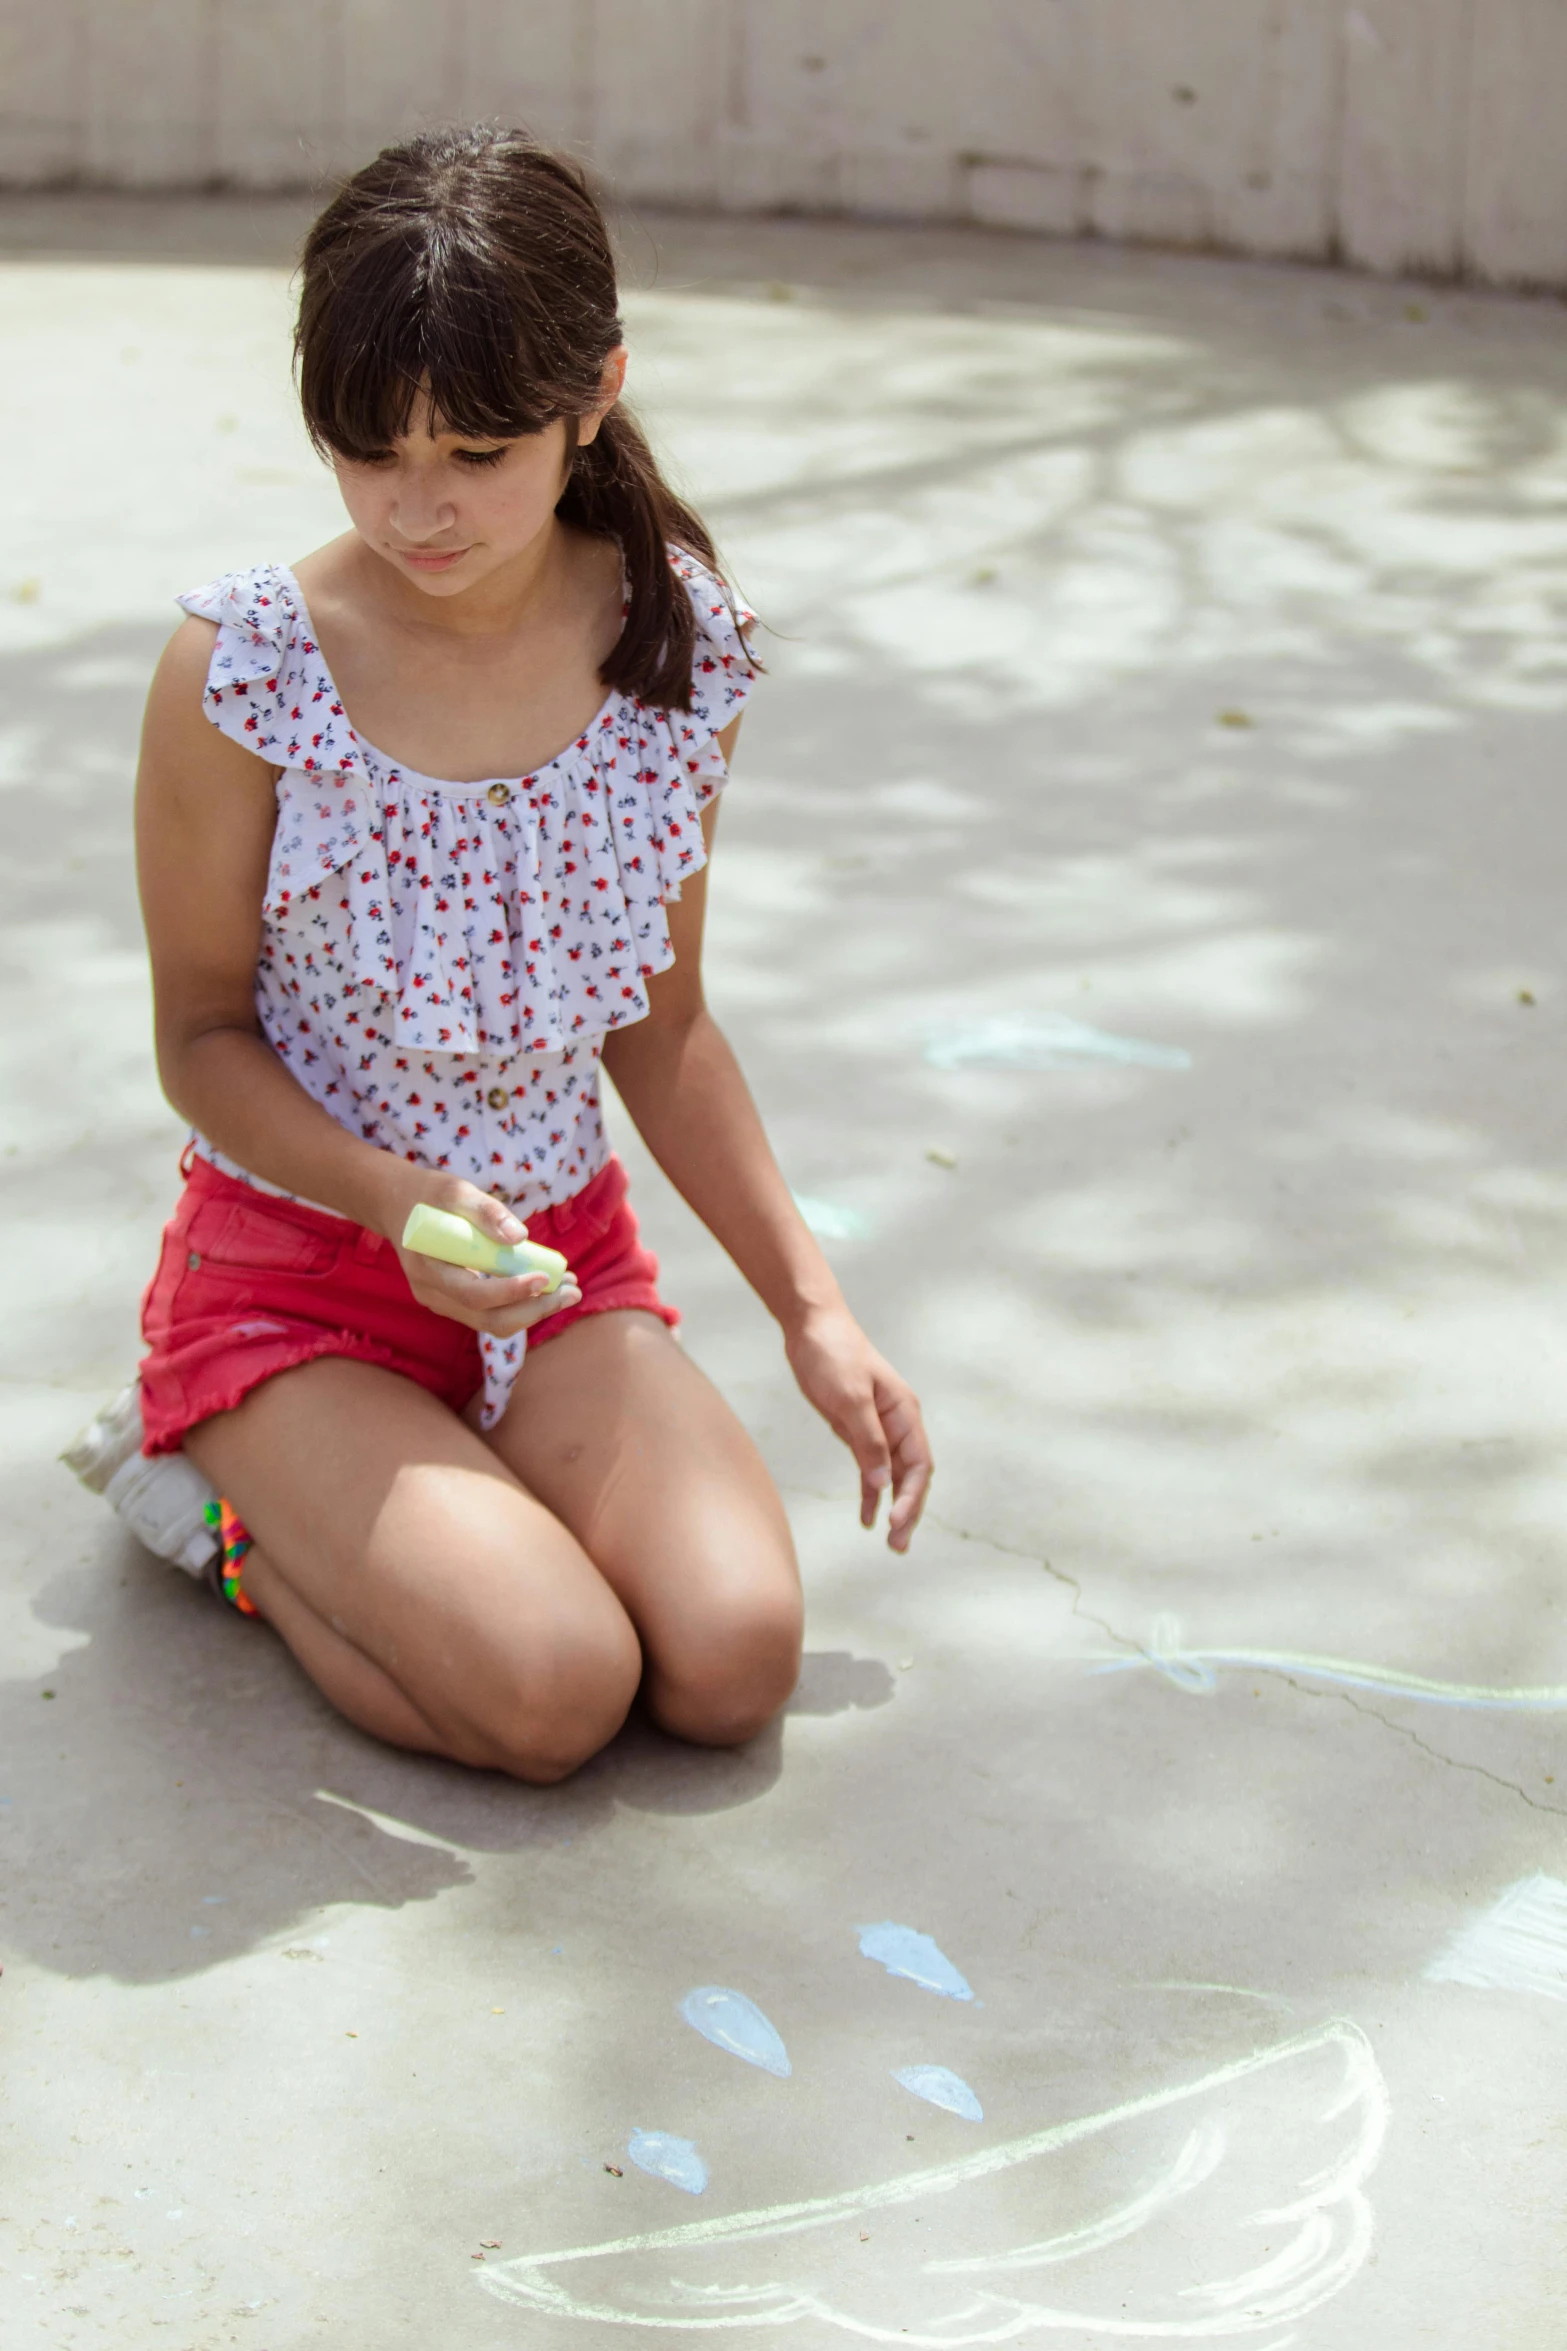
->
[397,546,472,572]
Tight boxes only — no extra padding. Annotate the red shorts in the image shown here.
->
[138,1152,676,1456]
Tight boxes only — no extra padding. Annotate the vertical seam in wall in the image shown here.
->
[726,0,748,134]
[447,0,467,129]
[1325,0,1349,267]
[199,0,221,182]
[1073,0,1102,240]
[315,0,346,187]
[573,0,597,158]
[1454,0,1478,277]
[1249,0,1290,244]
[1257,0,1280,210]
[211,0,228,182]
[63,0,89,177]
[702,0,732,191]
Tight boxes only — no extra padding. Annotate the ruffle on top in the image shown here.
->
[178,553,755,1057]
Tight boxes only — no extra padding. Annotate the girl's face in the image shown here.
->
[332,350,627,599]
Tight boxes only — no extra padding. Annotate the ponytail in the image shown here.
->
[559,406,719,710]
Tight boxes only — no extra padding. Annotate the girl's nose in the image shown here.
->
[390,485,457,542]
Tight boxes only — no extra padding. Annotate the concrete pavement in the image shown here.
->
[2,195,1566,2344]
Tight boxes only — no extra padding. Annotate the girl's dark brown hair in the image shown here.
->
[296,125,729,711]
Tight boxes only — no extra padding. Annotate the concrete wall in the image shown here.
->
[0,1,1562,287]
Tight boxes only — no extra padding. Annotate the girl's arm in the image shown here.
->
[600,750,933,1550]
[133,621,577,1339]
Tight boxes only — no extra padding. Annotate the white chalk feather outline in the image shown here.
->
[477,2019,1387,2340]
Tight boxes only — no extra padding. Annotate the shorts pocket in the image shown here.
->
[546,1157,628,1255]
[185,1197,343,1280]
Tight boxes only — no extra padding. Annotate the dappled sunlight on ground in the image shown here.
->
[2,200,1565,2344]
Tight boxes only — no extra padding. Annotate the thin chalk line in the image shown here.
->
[1139,1984,1296,2013]
[1101,1617,1567,1814]
[483,2020,1381,2280]
[1178,2212,1332,2311]
[927,2122,1224,2277]
[314,1788,472,1853]
[835,1508,1566,1821]
[682,2278,1337,2346]
[1090,1651,1567,1711]
[484,2197,1375,2343]
[813,1507,1559,1719]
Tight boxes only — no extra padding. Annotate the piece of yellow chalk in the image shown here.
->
[401,1203,570,1289]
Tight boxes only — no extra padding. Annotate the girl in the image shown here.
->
[122,127,931,1783]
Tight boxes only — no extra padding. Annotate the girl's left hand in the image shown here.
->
[784,1304,932,1551]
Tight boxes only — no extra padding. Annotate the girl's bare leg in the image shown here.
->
[184,1355,642,1782]
[221,1549,451,1756]
[487,1310,804,1746]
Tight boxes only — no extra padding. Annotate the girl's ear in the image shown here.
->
[575,346,629,449]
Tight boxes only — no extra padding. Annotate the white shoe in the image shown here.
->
[61,1381,219,1578]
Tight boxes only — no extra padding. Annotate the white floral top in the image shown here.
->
[178,550,755,1425]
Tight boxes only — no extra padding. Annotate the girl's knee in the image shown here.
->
[651,1584,804,1749]
[450,1606,643,1782]
[466,1674,637,1782]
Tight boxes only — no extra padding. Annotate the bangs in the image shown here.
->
[298,221,574,459]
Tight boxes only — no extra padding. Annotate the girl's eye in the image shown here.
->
[453,446,509,468]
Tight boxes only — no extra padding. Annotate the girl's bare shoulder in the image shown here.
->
[142,616,271,786]
[146,614,218,728]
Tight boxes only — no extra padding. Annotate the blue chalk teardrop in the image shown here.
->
[679,1986,792,2077]
[857,1921,975,2001]
[893,2064,984,2121]
[627,2129,709,2195]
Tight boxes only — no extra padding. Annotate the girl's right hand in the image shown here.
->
[391,1177,581,1338]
